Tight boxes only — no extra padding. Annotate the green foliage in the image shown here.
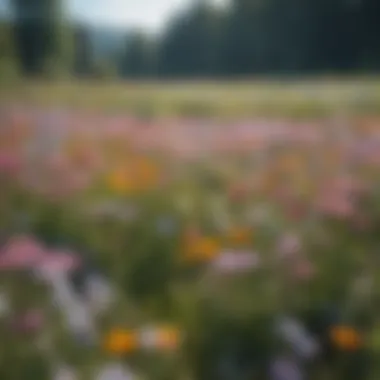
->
[11,0,73,76]
[5,0,380,79]
[0,58,20,83]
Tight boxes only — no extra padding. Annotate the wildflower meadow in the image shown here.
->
[1,96,380,380]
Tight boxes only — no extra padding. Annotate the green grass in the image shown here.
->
[2,77,380,118]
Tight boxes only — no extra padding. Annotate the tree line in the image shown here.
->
[1,0,380,80]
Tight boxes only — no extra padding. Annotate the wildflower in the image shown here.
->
[106,168,136,194]
[0,152,20,177]
[38,266,96,344]
[63,301,97,346]
[211,250,260,274]
[95,362,136,380]
[52,276,96,343]
[270,356,304,380]
[139,325,181,351]
[183,235,221,263]
[275,316,319,359]
[277,233,301,258]
[103,329,139,355]
[85,273,115,315]
[139,326,158,349]
[52,364,77,380]
[154,326,181,350]
[0,235,46,270]
[36,249,82,279]
[329,326,362,351]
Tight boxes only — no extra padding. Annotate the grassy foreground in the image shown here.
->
[1,77,380,118]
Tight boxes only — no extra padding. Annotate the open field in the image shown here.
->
[2,77,380,118]
[1,81,380,379]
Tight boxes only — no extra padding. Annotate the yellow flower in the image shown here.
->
[103,328,138,354]
[107,168,136,194]
[329,326,362,351]
[183,236,220,263]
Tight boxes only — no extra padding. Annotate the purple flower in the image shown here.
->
[270,357,304,380]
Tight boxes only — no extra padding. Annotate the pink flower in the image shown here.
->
[37,249,81,276]
[0,235,46,270]
[0,152,21,177]
[315,193,354,219]
[211,250,260,274]
[277,233,301,258]
[47,153,71,173]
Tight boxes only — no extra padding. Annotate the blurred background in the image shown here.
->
[0,0,379,80]
[1,1,380,380]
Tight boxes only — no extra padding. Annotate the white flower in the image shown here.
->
[275,316,319,360]
[46,273,79,308]
[61,300,96,342]
[86,274,115,315]
[96,362,136,380]
[45,273,97,342]
[52,364,78,380]
[139,326,159,350]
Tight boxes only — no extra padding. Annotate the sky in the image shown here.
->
[0,0,227,33]
[67,0,193,32]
